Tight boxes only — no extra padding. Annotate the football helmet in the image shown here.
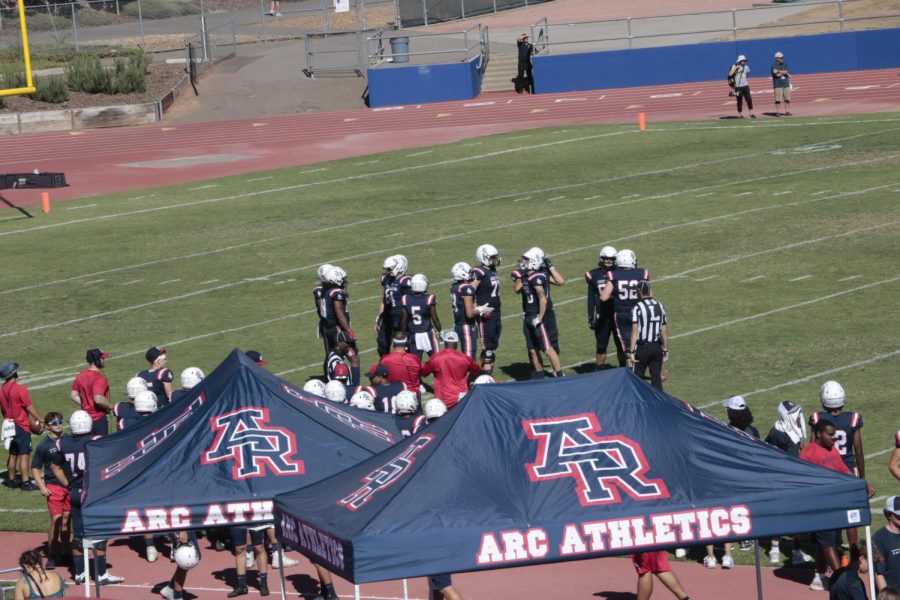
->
[521,247,543,271]
[125,376,149,400]
[476,244,501,268]
[180,367,205,390]
[70,410,93,435]
[324,380,347,403]
[599,245,618,266]
[423,399,448,420]
[350,390,376,411]
[451,261,472,282]
[410,273,428,293]
[324,266,347,287]
[473,374,495,385]
[394,390,419,415]
[819,380,845,409]
[331,362,351,383]
[173,544,200,571]
[383,255,408,277]
[303,379,326,396]
[616,249,637,269]
[134,390,158,414]
[317,263,334,282]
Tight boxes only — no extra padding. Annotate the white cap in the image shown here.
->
[724,395,747,410]
[774,51,784,58]
[737,55,747,62]
[442,330,460,343]
[887,496,898,515]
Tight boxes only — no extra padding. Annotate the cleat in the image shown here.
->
[160,584,175,599]
[722,555,734,569]
[74,573,85,585]
[98,572,124,585]
[703,555,717,569]
[19,481,40,492]
[271,553,298,568]
[793,549,813,565]
[228,586,249,598]
[260,583,270,596]
[147,546,158,563]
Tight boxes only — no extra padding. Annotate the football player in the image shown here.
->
[517,250,563,379]
[393,390,426,438]
[319,266,360,384]
[599,249,649,366]
[400,274,443,360]
[138,346,174,408]
[171,367,204,404]
[585,246,620,369]
[375,255,412,357]
[312,264,334,341]
[423,399,448,424]
[449,262,479,360]
[50,410,124,586]
[471,244,502,375]
[517,247,564,355]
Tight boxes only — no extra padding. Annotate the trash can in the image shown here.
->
[390,36,410,63]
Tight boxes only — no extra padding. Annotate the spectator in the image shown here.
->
[268,0,281,16]
[829,541,870,600]
[627,282,668,390]
[14,549,65,599]
[1,360,42,491]
[771,51,792,116]
[516,33,534,94]
[873,497,900,592]
[632,550,692,600]
[728,55,756,118]
[421,331,481,409]
[378,334,422,393]
[138,346,174,408]
[31,412,68,569]
[70,348,112,436]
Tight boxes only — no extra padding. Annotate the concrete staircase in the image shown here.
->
[481,52,519,93]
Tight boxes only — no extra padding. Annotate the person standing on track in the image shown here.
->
[516,33,534,94]
[728,55,756,118]
[771,51,792,116]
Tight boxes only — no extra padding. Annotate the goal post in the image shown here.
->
[0,0,36,97]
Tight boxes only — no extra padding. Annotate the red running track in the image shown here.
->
[0,69,898,206]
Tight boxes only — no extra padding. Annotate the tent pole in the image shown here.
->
[403,578,409,600]
[865,525,875,600]
[91,540,101,599]
[753,539,763,600]
[81,538,91,598]
[276,546,287,600]
[355,584,361,600]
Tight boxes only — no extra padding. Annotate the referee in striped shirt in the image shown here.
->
[627,281,668,390]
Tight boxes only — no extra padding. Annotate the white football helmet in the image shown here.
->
[303,379,326,396]
[180,367,205,390]
[350,390,376,411]
[70,410,93,435]
[173,544,200,570]
[819,380,845,409]
[324,266,347,287]
[423,399,448,420]
[317,263,334,282]
[410,273,428,293]
[599,246,618,266]
[473,374,495,385]
[476,244,500,268]
[616,249,637,269]
[383,255,408,277]
[521,247,543,271]
[394,390,418,415]
[324,380,347,403]
[126,376,149,400]
[451,261,472,282]
[134,390,158,414]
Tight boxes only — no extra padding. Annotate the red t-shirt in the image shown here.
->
[377,352,422,393]
[421,349,480,409]
[799,441,851,474]
[71,368,110,421]
[0,379,32,429]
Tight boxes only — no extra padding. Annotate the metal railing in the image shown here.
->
[366,23,487,66]
[254,0,394,43]
[303,28,371,77]
[399,0,552,27]
[529,0,900,54]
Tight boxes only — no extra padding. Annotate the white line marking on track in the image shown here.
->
[245,176,273,182]
[789,275,812,282]
[597,95,606,100]
[839,275,862,281]
[159,279,181,285]
[846,85,880,90]
[650,93,683,99]
[742,275,765,282]
[66,204,97,210]
[119,279,143,286]
[461,141,482,146]
[354,160,380,165]
[555,98,587,103]
[187,184,220,191]
[463,101,495,107]
[508,135,531,140]
[888,83,900,89]
[773,191,793,195]
[692,91,702,96]
[407,150,434,157]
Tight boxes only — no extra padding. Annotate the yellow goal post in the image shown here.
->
[0,0,36,97]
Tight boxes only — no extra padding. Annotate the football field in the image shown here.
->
[1,113,898,537]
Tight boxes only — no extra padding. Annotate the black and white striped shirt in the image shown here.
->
[631,298,667,343]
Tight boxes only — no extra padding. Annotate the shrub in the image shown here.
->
[110,55,146,93]
[65,54,112,93]
[33,76,69,103]
[122,0,199,20]
[0,63,27,90]
[23,12,73,32]
[75,8,118,27]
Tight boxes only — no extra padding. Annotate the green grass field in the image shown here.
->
[1,114,898,555]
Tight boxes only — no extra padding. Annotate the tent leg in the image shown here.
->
[403,578,409,600]
[753,539,764,600]
[866,525,876,600]
[91,540,102,598]
[81,538,91,598]
[355,584,360,600]
[276,546,287,600]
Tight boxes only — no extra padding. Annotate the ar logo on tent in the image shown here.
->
[338,435,433,511]
[202,407,304,480]
[523,413,668,506]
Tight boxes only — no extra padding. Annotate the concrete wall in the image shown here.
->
[367,58,483,108]
[533,29,900,93]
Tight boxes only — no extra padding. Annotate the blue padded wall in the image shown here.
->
[367,58,483,108]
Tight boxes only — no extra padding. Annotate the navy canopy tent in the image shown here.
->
[81,349,404,539]
[273,369,870,584]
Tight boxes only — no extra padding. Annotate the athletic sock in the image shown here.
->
[259,573,268,586]
[237,574,247,588]
[322,583,336,596]
[73,554,85,577]
[350,366,360,386]
[96,554,107,576]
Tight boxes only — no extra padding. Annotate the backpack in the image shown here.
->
[727,67,737,89]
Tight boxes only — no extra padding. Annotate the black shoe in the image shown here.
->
[45,556,55,569]
[20,481,39,491]
[227,586,248,598]
[3,479,20,489]
[259,583,270,596]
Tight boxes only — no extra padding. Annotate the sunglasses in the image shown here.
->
[48,420,64,426]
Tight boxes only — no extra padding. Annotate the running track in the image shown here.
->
[1,69,898,206]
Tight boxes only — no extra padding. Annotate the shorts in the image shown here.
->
[813,529,842,549]
[454,324,478,360]
[46,483,71,516]
[409,330,439,360]
[429,573,453,590]
[523,319,553,352]
[9,425,32,455]
[478,312,502,353]
[632,550,671,575]
[774,86,791,102]
[230,526,265,548]
[91,416,109,437]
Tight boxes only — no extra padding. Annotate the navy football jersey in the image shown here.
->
[53,434,99,490]
[313,283,325,331]
[113,401,140,431]
[171,389,190,404]
[319,286,350,328]
[137,367,174,408]
[402,293,437,334]
[606,267,650,318]
[381,274,412,328]
[521,271,549,316]
[450,282,475,327]
[348,382,406,413]
[585,266,614,322]
[471,266,501,309]
[809,411,863,469]
[540,266,555,310]
[394,414,427,438]
[31,434,62,487]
